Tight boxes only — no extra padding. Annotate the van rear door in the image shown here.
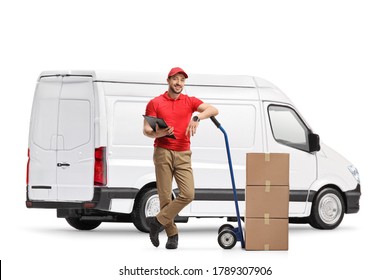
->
[28,75,95,202]
[56,76,95,201]
[28,76,62,201]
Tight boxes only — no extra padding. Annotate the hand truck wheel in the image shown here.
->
[218,229,237,249]
[218,223,235,234]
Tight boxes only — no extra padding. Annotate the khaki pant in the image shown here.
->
[153,147,195,237]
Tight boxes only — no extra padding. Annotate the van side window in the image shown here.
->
[268,105,310,152]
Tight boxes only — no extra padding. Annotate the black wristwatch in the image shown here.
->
[192,116,200,122]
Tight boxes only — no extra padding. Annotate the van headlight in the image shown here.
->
[348,165,360,183]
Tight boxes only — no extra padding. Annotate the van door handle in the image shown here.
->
[57,162,70,167]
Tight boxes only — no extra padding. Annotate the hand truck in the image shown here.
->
[210,116,245,249]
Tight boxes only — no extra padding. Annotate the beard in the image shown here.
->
[169,84,183,94]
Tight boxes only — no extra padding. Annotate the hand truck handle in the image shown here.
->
[210,116,221,128]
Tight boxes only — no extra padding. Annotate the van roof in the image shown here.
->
[39,70,279,89]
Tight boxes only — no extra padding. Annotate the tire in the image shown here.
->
[218,229,237,249]
[65,217,101,230]
[132,187,161,233]
[309,188,345,230]
[218,224,234,234]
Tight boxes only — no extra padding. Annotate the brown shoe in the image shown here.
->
[147,217,164,247]
[166,234,178,249]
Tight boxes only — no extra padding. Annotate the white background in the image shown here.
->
[1,0,389,279]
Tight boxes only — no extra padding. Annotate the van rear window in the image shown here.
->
[33,99,59,150]
[57,99,91,150]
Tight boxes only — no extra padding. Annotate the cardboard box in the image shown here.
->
[246,153,289,186]
[245,218,288,251]
[245,185,289,218]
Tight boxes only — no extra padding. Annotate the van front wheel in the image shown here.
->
[65,217,102,230]
[309,188,345,230]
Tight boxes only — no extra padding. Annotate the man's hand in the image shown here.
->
[186,120,200,137]
[185,103,219,137]
[155,123,174,138]
[143,119,174,138]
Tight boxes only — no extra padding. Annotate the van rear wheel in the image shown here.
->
[65,217,102,230]
[309,188,345,230]
[132,187,161,233]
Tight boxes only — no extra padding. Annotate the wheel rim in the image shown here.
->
[145,194,160,218]
[318,193,342,225]
[220,232,235,247]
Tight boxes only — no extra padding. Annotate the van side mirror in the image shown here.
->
[309,133,321,152]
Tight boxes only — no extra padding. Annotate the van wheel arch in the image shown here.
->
[133,182,156,203]
[315,184,347,208]
[309,185,346,229]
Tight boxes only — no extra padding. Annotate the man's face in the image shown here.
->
[167,73,186,94]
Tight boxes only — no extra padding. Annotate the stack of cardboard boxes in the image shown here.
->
[245,153,290,251]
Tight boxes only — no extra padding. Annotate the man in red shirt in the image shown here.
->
[143,67,218,249]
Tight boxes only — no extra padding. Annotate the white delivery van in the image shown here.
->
[26,70,361,232]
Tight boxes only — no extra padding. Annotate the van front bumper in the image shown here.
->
[345,184,361,213]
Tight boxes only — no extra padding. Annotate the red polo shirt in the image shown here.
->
[145,91,203,151]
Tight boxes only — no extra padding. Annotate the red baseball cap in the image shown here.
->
[168,67,188,79]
